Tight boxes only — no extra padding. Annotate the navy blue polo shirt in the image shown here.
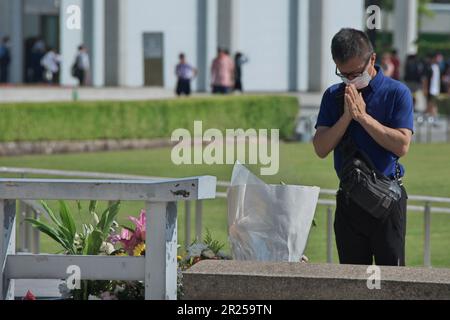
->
[315,65,414,179]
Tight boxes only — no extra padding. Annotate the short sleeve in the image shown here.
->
[315,89,335,129]
[390,87,414,133]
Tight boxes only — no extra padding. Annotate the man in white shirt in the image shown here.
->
[425,53,441,117]
[40,48,61,84]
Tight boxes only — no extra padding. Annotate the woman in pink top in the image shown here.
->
[211,48,235,94]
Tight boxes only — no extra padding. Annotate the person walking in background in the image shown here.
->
[40,48,61,84]
[404,54,426,112]
[0,36,11,83]
[72,45,90,86]
[175,53,197,96]
[381,52,394,78]
[211,48,234,94]
[442,64,450,94]
[424,52,441,117]
[436,52,446,74]
[390,49,401,81]
[234,52,248,92]
[404,54,424,92]
[31,37,46,83]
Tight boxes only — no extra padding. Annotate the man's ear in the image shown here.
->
[371,53,377,66]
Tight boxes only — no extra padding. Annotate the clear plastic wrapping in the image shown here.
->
[227,162,320,262]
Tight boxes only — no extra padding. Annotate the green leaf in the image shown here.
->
[25,218,74,254]
[203,228,224,254]
[84,229,104,255]
[40,200,64,229]
[58,200,77,242]
[89,200,97,214]
[97,201,120,235]
[38,200,74,249]
[76,201,82,212]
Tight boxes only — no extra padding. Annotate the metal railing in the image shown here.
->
[0,175,216,300]
[1,167,449,268]
[295,113,450,143]
[1,167,218,253]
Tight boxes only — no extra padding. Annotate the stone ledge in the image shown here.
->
[182,260,450,300]
[0,139,175,156]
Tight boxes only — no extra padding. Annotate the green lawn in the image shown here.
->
[1,142,449,267]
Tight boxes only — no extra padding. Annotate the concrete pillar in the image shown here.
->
[60,0,84,86]
[288,0,299,91]
[394,0,418,71]
[104,0,119,86]
[197,0,208,92]
[196,0,217,92]
[298,0,310,92]
[308,0,364,92]
[0,0,12,39]
[10,0,24,83]
[217,0,239,54]
[117,0,128,87]
[288,0,310,92]
[104,0,128,87]
[84,0,105,87]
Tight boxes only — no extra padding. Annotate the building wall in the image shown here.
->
[0,0,11,39]
[309,0,365,91]
[420,4,450,34]
[383,4,450,34]
[236,0,290,91]
[59,0,83,86]
[3,0,439,92]
[120,0,200,88]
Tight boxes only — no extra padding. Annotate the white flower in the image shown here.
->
[113,284,125,295]
[100,242,115,255]
[93,213,100,225]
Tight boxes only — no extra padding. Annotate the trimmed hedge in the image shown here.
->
[0,95,299,142]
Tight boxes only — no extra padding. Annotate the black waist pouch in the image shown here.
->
[339,138,402,221]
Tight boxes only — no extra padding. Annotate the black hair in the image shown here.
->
[179,53,185,60]
[331,28,374,63]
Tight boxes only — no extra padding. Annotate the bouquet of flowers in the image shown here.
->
[28,201,229,300]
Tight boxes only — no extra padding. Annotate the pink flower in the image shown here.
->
[100,292,117,300]
[129,209,146,240]
[109,210,147,255]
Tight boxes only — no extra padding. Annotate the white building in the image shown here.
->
[0,0,424,92]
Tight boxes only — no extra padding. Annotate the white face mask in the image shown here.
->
[342,70,372,89]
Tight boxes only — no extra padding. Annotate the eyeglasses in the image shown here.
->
[335,53,373,79]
